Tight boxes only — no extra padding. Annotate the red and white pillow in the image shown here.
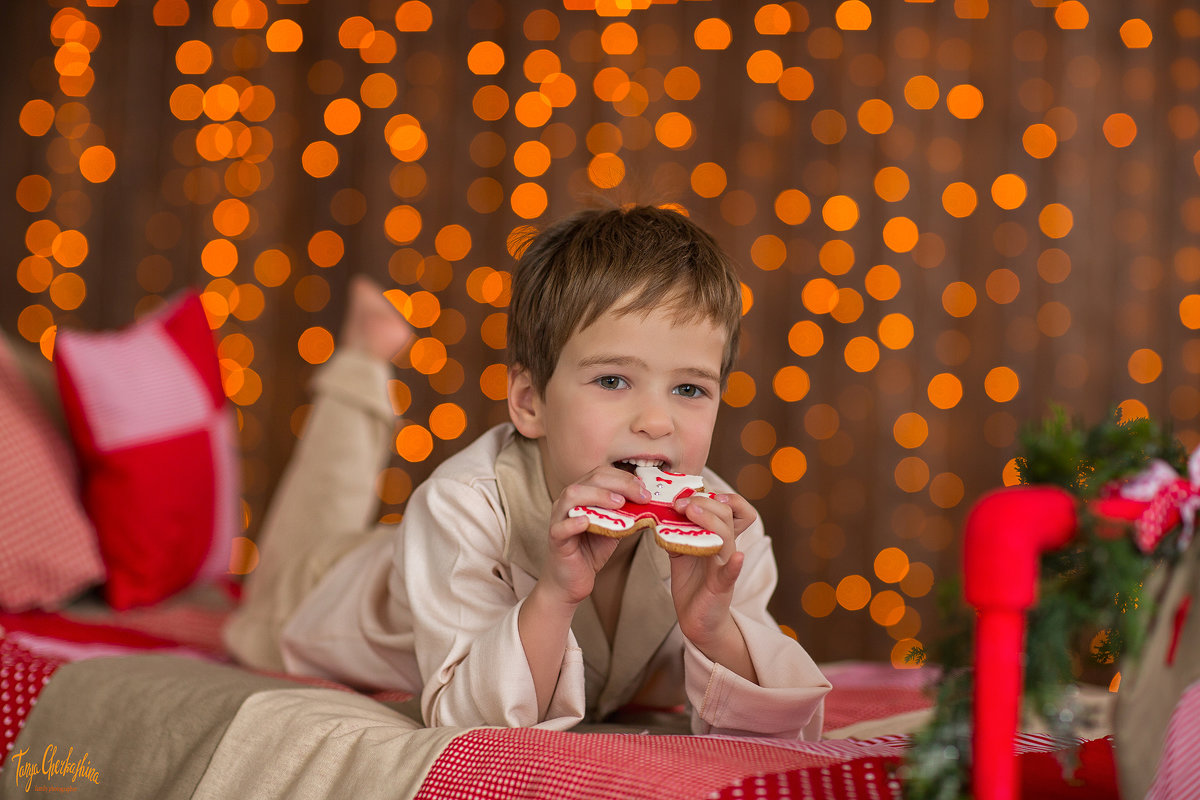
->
[0,335,105,611]
[53,291,238,610]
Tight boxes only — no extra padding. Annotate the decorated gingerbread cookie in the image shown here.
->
[568,466,725,556]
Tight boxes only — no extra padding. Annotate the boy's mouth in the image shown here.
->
[613,458,668,475]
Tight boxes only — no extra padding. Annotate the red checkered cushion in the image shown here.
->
[0,337,104,611]
[53,291,238,610]
[0,633,65,760]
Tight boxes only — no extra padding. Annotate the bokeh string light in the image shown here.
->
[6,0,1200,665]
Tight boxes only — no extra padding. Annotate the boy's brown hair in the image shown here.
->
[506,204,742,393]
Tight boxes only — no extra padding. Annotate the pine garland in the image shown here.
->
[899,407,1188,799]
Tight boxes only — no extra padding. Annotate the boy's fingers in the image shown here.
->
[547,514,591,545]
[714,550,744,589]
[675,496,738,564]
[575,466,650,502]
[712,493,757,536]
[677,495,734,534]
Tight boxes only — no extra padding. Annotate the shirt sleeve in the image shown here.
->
[402,475,586,729]
[681,510,832,739]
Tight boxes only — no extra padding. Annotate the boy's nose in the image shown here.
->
[632,401,673,438]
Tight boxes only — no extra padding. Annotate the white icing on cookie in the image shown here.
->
[568,466,724,554]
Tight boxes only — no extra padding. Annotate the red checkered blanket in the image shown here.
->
[0,610,1116,799]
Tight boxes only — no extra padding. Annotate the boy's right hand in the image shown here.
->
[541,466,650,606]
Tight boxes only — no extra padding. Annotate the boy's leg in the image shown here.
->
[223,278,412,670]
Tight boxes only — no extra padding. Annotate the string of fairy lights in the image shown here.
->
[11,0,1200,665]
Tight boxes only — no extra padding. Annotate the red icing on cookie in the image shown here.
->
[567,466,723,554]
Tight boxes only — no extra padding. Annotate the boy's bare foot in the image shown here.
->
[341,275,415,363]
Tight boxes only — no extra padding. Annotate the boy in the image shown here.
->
[224,205,830,738]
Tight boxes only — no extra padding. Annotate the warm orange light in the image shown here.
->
[755,4,791,35]
[770,447,807,482]
[384,205,422,244]
[540,72,576,107]
[811,109,847,144]
[265,19,302,52]
[361,73,398,108]
[78,145,116,182]
[836,575,872,611]
[882,217,918,253]
[865,264,901,301]
[694,17,732,49]
[788,319,824,356]
[895,456,930,493]
[820,240,855,276]
[747,50,784,84]
[751,234,787,271]
[19,100,56,137]
[800,279,838,316]
[468,41,505,75]
[514,92,553,127]
[1103,113,1138,147]
[664,66,700,100]
[722,371,757,408]
[928,373,963,410]
[778,67,814,101]
[878,313,914,350]
[941,182,977,218]
[472,85,510,121]
[946,84,984,119]
[835,1,872,30]
[991,173,1027,209]
[822,195,859,231]
[984,367,1020,403]
[1022,123,1057,158]
[48,273,86,311]
[601,22,638,54]
[175,40,212,74]
[395,1,433,32]
[655,112,693,149]
[1128,348,1163,384]
[857,98,893,134]
[511,181,550,218]
[941,281,977,317]
[324,98,361,135]
[773,366,811,402]
[844,336,880,372]
[1054,0,1089,29]
[802,582,837,618]
[1120,18,1152,48]
[691,162,727,199]
[301,141,338,178]
[1039,203,1074,238]
[904,75,939,109]
[153,0,190,26]
[395,423,434,462]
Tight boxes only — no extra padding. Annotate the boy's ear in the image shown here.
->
[507,365,545,439]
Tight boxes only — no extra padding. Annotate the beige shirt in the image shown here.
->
[280,424,830,738]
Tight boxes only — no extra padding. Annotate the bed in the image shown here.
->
[0,600,1116,799]
[0,298,1119,798]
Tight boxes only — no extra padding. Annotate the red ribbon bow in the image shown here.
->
[1093,448,1200,553]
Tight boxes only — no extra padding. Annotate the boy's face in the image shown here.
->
[518,297,727,499]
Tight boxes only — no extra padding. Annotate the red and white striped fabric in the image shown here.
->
[0,337,104,611]
[54,292,238,610]
[1146,679,1200,799]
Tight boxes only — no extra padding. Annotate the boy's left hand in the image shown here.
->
[667,491,757,669]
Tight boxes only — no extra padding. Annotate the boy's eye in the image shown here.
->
[674,384,707,398]
[597,375,628,390]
